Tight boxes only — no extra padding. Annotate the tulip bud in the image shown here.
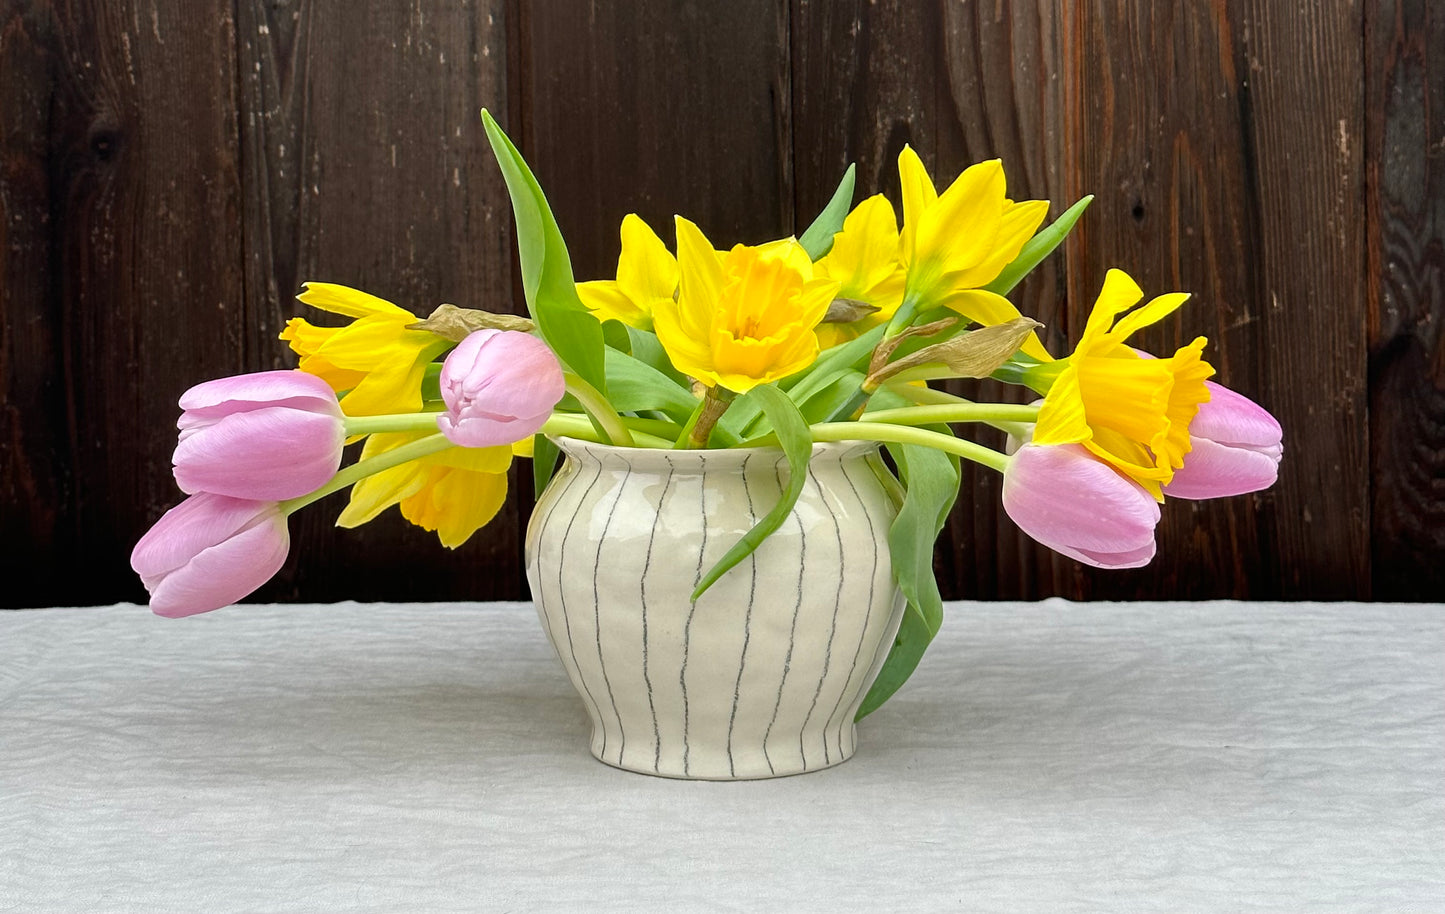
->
[1002,443,1160,568]
[174,370,345,501]
[130,494,290,618]
[436,329,566,448]
[1164,380,1283,500]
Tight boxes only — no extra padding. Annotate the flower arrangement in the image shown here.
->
[132,111,1282,720]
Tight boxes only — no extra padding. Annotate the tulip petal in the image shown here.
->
[178,370,340,417]
[130,494,289,618]
[148,515,290,617]
[1002,443,1160,568]
[436,330,565,448]
[1163,436,1282,500]
[174,407,344,500]
[1190,381,1284,451]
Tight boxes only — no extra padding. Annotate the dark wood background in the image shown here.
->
[2,1,1440,607]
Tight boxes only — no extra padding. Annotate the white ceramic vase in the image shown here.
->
[525,437,905,779]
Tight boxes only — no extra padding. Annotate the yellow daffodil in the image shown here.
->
[897,146,1051,360]
[812,194,906,348]
[575,214,677,331]
[336,430,512,548]
[653,218,840,394]
[1032,269,1215,500]
[280,282,453,417]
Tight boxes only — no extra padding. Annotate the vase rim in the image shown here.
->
[548,435,881,468]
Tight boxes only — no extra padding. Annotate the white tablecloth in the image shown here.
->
[1,600,1441,913]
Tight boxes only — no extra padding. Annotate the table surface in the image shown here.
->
[1,600,1441,913]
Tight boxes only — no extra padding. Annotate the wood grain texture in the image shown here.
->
[790,0,1074,600]
[1367,0,1445,601]
[234,0,519,602]
[512,0,792,280]
[2,0,246,606]
[1061,1,1369,600]
[1234,0,1370,599]
[2,1,1437,606]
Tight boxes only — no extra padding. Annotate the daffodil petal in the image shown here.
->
[577,280,651,327]
[400,466,508,548]
[616,214,678,302]
[916,159,1006,276]
[955,198,1050,288]
[1033,366,1092,446]
[298,281,416,321]
[897,145,938,266]
[1111,291,1192,340]
[1083,269,1144,342]
[938,289,1052,361]
[675,217,725,317]
[338,460,427,527]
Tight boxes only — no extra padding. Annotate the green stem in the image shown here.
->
[881,293,922,340]
[859,403,1040,427]
[539,413,674,448]
[683,387,734,448]
[564,371,634,447]
[343,412,443,436]
[880,382,1037,439]
[279,432,456,516]
[809,421,1011,474]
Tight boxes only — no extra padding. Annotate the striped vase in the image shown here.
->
[525,437,906,779]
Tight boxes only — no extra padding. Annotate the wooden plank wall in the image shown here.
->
[1,1,1439,607]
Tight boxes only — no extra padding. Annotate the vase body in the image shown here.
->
[525,437,905,779]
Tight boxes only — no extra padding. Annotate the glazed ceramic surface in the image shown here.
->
[525,437,905,779]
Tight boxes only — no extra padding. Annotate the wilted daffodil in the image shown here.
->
[337,430,513,549]
[897,147,1051,360]
[813,194,907,348]
[281,282,453,417]
[652,217,840,394]
[1029,269,1215,499]
[575,214,677,331]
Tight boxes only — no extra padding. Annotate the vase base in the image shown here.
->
[584,726,860,780]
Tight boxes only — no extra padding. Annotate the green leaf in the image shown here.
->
[626,326,690,387]
[480,109,607,393]
[855,609,934,720]
[796,369,866,425]
[798,164,856,260]
[984,194,1094,296]
[601,318,632,353]
[692,385,812,601]
[531,434,561,499]
[855,439,960,718]
[602,347,699,422]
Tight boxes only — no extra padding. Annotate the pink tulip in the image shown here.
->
[1002,442,1161,569]
[436,330,566,448]
[1164,380,1283,500]
[130,494,290,618]
[174,370,345,500]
